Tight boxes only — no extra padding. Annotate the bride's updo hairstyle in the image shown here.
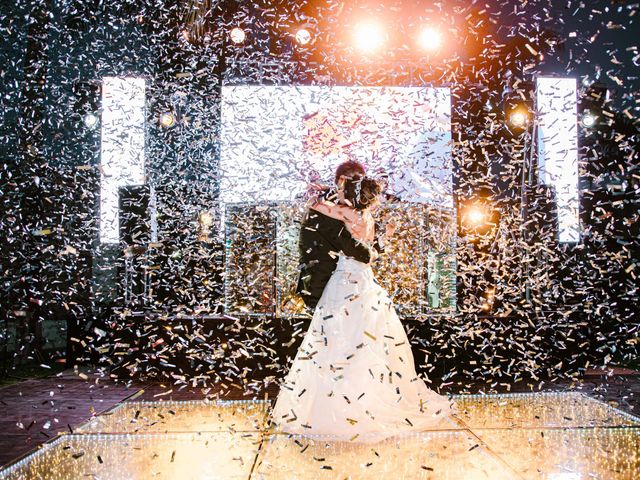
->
[343,176,381,210]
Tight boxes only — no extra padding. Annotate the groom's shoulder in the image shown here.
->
[303,207,331,224]
[302,207,342,232]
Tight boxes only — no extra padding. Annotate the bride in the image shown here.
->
[271,176,457,442]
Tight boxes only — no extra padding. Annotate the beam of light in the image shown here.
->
[230,27,245,44]
[83,113,99,129]
[353,21,384,53]
[537,77,579,243]
[159,112,176,128]
[466,206,486,225]
[581,112,596,128]
[417,27,442,51]
[199,211,214,227]
[295,28,311,45]
[508,108,529,128]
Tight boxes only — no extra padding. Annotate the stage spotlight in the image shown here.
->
[159,112,176,128]
[230,27,246,44]
[502,84,534,134]
[418,27,442,51]
[353,21,384,53]
[508,109,529,128]
[467,206,486,225]
[295,28,311,45]
[198,210,214,241]
[581,112,596,128]
[82,113,99,129]
[460,198,499,239]
[198,211,214,227]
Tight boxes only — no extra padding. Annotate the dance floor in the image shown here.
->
[1,392,638,479]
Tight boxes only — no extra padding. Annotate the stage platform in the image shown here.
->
[1,391,638,479]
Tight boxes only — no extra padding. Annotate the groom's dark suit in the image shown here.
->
[295,208,371,309]
[295,191,385,309]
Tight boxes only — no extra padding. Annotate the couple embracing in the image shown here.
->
[271,160,457,443]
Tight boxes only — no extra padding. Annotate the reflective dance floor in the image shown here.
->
[1,392,638,479]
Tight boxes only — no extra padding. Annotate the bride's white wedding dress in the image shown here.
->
[271,254,457,443]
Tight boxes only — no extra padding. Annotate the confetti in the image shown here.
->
[1,1,638,472]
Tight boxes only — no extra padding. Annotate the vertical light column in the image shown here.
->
[536,77,579,243]
[99,76,146,243]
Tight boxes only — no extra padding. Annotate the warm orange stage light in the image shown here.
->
[417,27,442,51]
[295,28,311,45]
[353,21,385,53]
[466,206,486,225]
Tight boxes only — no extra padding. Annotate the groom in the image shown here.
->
[295,160,381,311]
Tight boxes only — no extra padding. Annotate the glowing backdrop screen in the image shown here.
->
[220,86,452,207]
[536,77,579,243]
[99,76,146,244]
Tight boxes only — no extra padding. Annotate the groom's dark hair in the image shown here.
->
[335,160,365,184]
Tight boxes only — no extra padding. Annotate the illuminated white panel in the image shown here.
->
[220,86,452,208]
[99,77,146,243]
[537,77,579,243]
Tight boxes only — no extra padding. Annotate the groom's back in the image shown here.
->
[296,208,370,309]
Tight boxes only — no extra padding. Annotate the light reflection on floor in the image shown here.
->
[455,392,639,429]
[0,432,262,480]
[253,430,515,479]
[1,392,638,479]
[77,400,271,434]
[474,427,640,480]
